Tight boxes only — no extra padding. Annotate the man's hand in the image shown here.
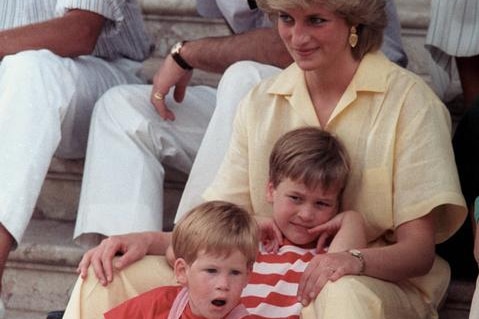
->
[150,55,193,120]
[77,232,151,286]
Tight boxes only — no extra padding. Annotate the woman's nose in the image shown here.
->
[291,24,310,45]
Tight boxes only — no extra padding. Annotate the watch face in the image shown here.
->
[171,42,182,54]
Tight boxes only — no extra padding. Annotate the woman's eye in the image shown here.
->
[308,16,325,25]
[206,268,217,274]
[278,13,293,24]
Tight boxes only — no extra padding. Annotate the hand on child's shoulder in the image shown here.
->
[255,216,283,253]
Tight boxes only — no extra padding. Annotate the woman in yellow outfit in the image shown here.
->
[64,0,466,318]
[203,0,466,317]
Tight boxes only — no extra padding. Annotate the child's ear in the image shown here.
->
[266,181,274,203]
[174,258,189,286]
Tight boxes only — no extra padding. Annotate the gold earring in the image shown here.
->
[349,26,358,48]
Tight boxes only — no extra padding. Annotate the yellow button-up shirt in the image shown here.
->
[206,51,465,243]
[204,51,467,307]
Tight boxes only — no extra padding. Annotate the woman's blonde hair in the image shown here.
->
[172,201,258,267]
[256,0,387,60]
[269,127,350,193]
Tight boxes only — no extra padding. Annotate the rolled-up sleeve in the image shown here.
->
[55,0,153,61]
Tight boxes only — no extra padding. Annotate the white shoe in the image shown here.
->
[0,298,5,318]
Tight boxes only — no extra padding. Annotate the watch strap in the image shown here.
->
[171,41,193,70]
[348,249,365,275]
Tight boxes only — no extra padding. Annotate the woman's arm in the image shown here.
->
[359,209,436,281]
[297,209,437,306]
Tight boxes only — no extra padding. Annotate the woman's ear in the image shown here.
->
[174,258,189,286]
[266,181,275,203]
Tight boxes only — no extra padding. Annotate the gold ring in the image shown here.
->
[153,91,165,101]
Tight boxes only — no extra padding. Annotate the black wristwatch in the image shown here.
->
[170,41,193,70]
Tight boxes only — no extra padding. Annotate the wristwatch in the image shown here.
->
[170,41,193,70]
[348,249,365,275]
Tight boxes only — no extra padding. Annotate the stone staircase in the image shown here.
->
[1,0,474,318]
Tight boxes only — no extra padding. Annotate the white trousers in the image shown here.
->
[176,61,281,220]
[73,61,280,245]
[0,49,143,245]
[73,85,216,245]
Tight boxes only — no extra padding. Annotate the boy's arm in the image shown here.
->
[327,210,367,252]
[308,210,366,253]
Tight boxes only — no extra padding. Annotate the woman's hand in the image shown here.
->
[297,251,362,306]
[255,216,283,253]
[77,232,154,286]
[150,55,193,121]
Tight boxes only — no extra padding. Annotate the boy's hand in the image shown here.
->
[308,213,345,253]
[255,216,283,253]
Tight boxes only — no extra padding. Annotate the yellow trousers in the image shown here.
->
[63,256,443,319]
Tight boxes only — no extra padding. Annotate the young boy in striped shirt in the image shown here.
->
[242,127,366,318]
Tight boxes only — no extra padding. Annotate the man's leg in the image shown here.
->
[74,84,216,246]
[176,61,281,219]
[0,50,142,294]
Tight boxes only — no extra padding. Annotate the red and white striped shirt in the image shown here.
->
[241,244,316,319]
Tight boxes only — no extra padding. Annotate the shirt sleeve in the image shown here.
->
[55,0,124,22]
[55,0,153,61]
[393,79,467,243]
[203,94,255,215]
[55,0,126,32]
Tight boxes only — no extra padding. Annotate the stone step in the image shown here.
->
[2,219,83,317]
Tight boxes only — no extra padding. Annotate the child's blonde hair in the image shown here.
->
[269,127,350,193]
[172,201,258,268]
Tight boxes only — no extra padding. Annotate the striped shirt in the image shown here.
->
[241,244,316,319]
[426,0,479,58]
[0,0,153,61]
[425,0,479,95]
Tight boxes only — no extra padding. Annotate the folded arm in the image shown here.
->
[0,9,105,59]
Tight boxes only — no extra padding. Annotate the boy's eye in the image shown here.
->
[206,268,218,274]
[315,201,332,208]
[288,195,301,202]
[231,269,242,276]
